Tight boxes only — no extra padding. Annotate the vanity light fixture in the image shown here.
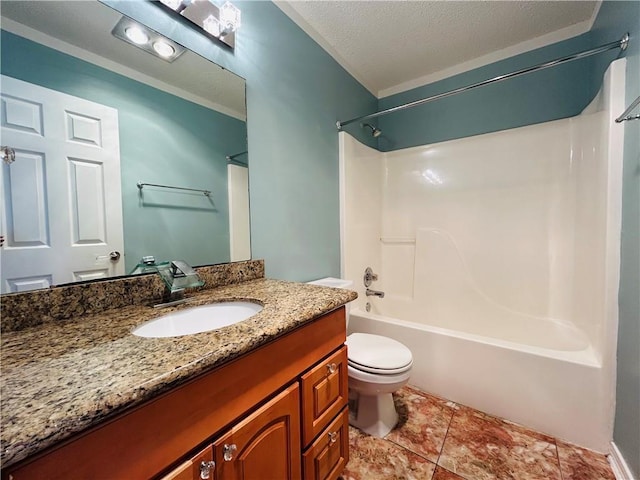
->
[112,17,185,63]
[156,0,241,49]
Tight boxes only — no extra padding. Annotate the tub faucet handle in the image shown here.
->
[364,267,378,287]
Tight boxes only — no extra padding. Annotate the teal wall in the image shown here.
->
[592,1,640,477]
[103,0,378,282]
[1,30,247,273]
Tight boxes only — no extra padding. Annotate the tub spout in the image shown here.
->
[366,288,385,298]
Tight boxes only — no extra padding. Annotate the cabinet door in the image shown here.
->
[161,445,214,480]
[212,383,301,480]
[303,407,349,480]
[301,347,348,446]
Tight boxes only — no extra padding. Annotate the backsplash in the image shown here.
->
[0,260,264,332]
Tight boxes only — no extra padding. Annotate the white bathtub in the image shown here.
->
[377,284,596,357]
[348,307,610,451]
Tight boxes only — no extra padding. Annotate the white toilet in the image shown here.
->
[307,277,414,438]
[346,332,413,437]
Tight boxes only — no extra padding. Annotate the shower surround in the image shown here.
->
[339,60,625,452]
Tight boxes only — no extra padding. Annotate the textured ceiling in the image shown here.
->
[1,1,246,119]
[276,1,599,97]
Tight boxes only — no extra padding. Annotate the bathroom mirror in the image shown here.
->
[0,0,250,293]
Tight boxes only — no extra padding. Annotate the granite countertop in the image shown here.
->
[0,278,357,468]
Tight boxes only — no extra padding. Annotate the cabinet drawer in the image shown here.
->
[160,445,213,480]
[302,408,349,480]
[301,346,348,446]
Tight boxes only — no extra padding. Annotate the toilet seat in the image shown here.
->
[348,364,412,385]
[346,333,413,375]
[348,358,413,375]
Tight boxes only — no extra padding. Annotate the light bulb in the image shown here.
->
[153,40,176,58]
[158,0,182,10]
[202,14,222,37]
[124,26,149,45]
[220,1,241,32]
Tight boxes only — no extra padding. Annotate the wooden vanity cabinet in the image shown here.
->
[4,307,348,480]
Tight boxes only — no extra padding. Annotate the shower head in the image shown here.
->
[362,123,382,138]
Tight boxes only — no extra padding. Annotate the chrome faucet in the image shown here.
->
[169,260,197,279]
[366,288,385,298]
[156,260,204,306]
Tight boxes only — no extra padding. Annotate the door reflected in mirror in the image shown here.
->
[0,0,249,293]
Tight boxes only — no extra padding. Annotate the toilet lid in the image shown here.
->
[346,333,413,373]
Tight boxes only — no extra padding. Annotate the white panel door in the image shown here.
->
[0,75,124,293]
[227,163,250,261]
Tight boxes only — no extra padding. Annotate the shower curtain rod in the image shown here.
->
[615,95,640,122]
[336,33,630,130]
[226,150,248,161]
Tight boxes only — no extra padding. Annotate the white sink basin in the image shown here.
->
[132,301,263,338]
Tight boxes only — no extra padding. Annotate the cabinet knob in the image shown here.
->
[223,443,237,461]
[199,460,216,479]
[328,431,338,444]
[327,363,337,374]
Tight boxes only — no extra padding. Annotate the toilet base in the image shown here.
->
[349,389,398,438]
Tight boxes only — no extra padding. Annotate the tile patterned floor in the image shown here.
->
[340,385,616,480]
